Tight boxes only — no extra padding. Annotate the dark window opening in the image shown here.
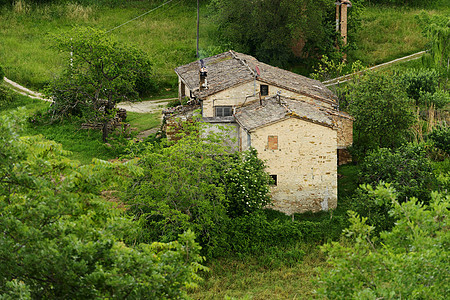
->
[180,81,186,98]
[215,106,233,117]
[260,84,269,96]
[270,175,278,186]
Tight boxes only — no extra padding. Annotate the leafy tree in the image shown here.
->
[224,148,272,218]
[0,112,206,298]
[209,0,338,67]
[428,125,450,155]
[359,144,437,202]
[346,71,415,156]
[317,187,449,299]
[124,118,272,257]
[418,12,450,87]
[49,26,154,141]
[398,68,440,104]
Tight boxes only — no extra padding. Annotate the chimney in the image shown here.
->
[199,59,208,90]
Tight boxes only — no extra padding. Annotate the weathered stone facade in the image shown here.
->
[169,50,353,214]
[242,117,337,214]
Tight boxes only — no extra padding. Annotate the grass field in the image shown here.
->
[0,91,161,164]
[1,1,448,95]
[348,3,449,65]
[0,0,211,94]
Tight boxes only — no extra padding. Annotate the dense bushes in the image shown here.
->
[345,71,415,157]
[428,126,450,155]
[318,188,449,299]
[359,144,438,202]
[0,114,206,298]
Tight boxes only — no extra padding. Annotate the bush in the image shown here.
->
[224,148,272,218]
[399,68,440,104]
[428,125,450,155]
[418,90,450,109]
[346,71,415,157]
[318,190,449,299]
[359,143,438,203]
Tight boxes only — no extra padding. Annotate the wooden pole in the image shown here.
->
[340,3,348,61]
[340,3,347,46]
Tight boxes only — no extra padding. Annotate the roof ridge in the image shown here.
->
[230,51,256,77]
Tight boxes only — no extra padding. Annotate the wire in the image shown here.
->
[106,0,177,33]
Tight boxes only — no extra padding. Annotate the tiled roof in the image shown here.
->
[174,50,337,102]
[234,96,334,132]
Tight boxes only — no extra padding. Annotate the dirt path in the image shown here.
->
[117,98,172,113]
[3,76,173,114]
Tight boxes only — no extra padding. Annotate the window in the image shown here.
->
[268,135,278,150]
[270,175,278,186]
[215,106,233,117]
[260,84,269,96]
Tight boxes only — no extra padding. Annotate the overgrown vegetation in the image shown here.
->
[1,0,449,298]
[0,113,206,298]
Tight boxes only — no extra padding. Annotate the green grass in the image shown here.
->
[190,247,327,300]
[348,4,449,66]
[0,1,214,94]
[127,111,161,132]
[1,91,161,164]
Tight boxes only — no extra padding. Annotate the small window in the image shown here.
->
[215,106,233,117]
[268,135,278,150]
[260,84,269,96]
[270,175,278,186]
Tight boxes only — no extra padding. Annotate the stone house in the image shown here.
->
[167,50,353,214]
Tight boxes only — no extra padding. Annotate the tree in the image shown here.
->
[317,185,449,299]
[209,0,365,68]
[0,112,206,298]
[418,12,450,86]
[359,144,438,202]
[49,26,154,142]
[124,118,272,257]
[345,71,415,157]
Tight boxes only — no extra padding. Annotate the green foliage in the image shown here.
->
[345,71,415,156]
[48,26,155,140]
[209,0,340,67]
[0,85,16,108]
[398,68,439,104]
[418,12,450,85]
[224,148,272,218]
[418,89,450,109]
[0,112,206,298]
[318,189,449,299]
[428,125,450,155]
[125,119,274,257]
[359,144,438,202]
[0,63,4,79]
[368,0,440,6]
[350,183,398,234]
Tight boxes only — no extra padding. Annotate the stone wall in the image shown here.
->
[245,117,337,214]
[201,80,334,117]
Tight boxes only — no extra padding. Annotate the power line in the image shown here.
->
[106,0,177,33]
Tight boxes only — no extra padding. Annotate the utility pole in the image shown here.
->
[196,0,199,58]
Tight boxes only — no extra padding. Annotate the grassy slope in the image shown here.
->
[0,1,208,95]
[1,92,161,164]
[348,4,450,66]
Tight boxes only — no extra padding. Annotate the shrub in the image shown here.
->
[359,143,438,203]
[399,68,440,104]
[318,190,449,299]
[224,148,272,218]
[428,126,450,155]
[418,90,450,109]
